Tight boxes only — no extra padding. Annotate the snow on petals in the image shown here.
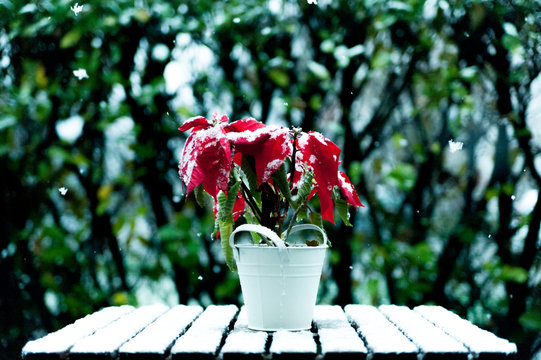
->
[228,125,292,185]
[338,171,363,207]
[178,115,212,132]
[297,131,341,224]
[179,126,231,198]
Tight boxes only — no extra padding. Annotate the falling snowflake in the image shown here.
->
[71,2,84,16]
[58,187,68,196]
[197,275,203,281]
[73,68,88,80]
[307,0,318,4]
[448,139,463,153]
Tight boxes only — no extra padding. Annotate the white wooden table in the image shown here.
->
[21,304,517,360]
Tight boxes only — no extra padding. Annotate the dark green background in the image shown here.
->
[1,1,540,359]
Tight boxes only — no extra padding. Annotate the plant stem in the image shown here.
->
[284,201,309,240]
[240,181,262,222]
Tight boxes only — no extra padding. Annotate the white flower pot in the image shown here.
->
[230,224,328,331]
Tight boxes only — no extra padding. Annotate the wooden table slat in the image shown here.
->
[170,305,238,359]
[21,305,135,359]
[221,307,268,360]
[313,305,367,359]
[269,330,317,360]
[69,304,169,357]
[414,305,517,359]
[345,304,418,360]
[21,304,518,360]
[379,305,468,360]
[118,305,203,359]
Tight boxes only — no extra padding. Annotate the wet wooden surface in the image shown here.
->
[22,304,517,360]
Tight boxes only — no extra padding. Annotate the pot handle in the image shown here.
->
[284,224,328,246]
[229,224,287,251]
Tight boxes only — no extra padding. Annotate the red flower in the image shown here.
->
[228,125,292,185]
[178,125,231,199]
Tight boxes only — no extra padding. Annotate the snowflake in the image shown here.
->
[58,187,68,196]
[71,2,84,16]
[448,139,463,153]
[307,0,318,4]
[73,68,88,80]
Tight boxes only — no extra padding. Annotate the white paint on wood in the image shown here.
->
[21,305,134,355]
[414,305,517,355]
[119,305,203,354]
[69,304,168,354]
[171,305,238,354]
[379,305,468,354]
[345,304,417,354]
[269,330,316,354]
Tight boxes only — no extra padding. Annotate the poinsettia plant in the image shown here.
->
[178,112,363,270]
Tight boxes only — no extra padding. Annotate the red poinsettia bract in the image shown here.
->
[178,114,363,226]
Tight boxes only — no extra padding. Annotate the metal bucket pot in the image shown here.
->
[230,224,328,331]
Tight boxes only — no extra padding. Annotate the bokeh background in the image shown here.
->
[1,0,540,359]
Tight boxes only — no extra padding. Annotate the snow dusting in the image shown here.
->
[379,305,468,353]
[70,304,168,354]
[313,305,350,329]
[171,305,237,355]
[119,305,203,354]
[270,330,316,354]
[448,139,464,152]
[221,330,267,354]
[414,305,517,354]
[70,2,84,16]
[22,306,134,355]
[73,68,88,80]
[319,328,367,354]
[345,305,418,354]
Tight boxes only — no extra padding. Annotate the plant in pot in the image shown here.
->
[177,112,363,331]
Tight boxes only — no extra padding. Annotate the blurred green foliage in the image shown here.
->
[1,0,540,359]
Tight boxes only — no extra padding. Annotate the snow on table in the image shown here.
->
[220,307,268,360]
[269,330,317,360]
[313,305,367,359]
[170,304,238,359]
[118,305,203,359]
[21,305,134,359]
[379,305,469,360]
[21,304,517,360]
[345,304,418,359]
[69,304,169,357]
[414,305,517,359]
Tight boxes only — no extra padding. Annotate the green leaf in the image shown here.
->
[499,265,528,283]
[269,69,289,87]
[386,163,416,191]
[60,29,82,48]
[519,310,541,331]
[217,190,236,271]
[307,61,331,81]
[241,155,261,204]
[295,167,314,207]
[194,184,212,208]
[271,163,292,203]
[333,190,352,226]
